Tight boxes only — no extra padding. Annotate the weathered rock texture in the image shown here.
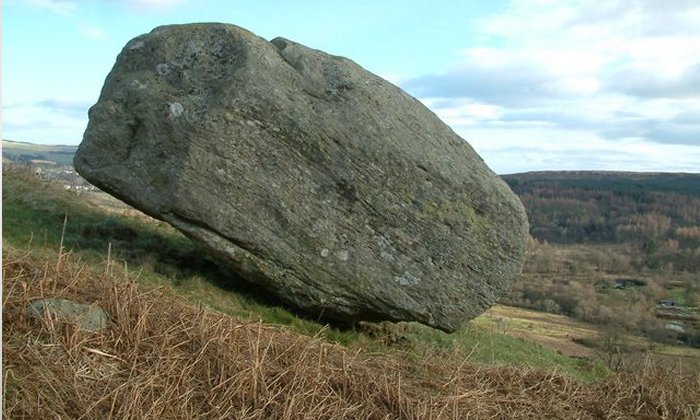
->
[75,23,528,332]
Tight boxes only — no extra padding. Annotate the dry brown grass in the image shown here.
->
[3,246,700,419]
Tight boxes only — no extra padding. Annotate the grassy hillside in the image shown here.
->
[1,167,608,375]
[3,165,700,418]
[6,245,698,419]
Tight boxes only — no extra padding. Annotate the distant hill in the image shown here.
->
[503,171,700,197]
[503,171,700,249]
[2,140,78,166]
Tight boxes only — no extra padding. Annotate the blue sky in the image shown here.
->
[3,0,700,174]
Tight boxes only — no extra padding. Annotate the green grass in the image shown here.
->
[2,167,365,344]
[666,287,688,306]
[398,323,608,382]
[4,167,205,269]
[2,167,610,380]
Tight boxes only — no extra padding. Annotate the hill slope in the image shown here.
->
[2,139,78,166]
[503,171,700,249]
[3,160,700,418]
[1,167,607,377]
[5,244,698,419]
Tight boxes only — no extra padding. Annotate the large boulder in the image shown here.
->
[75,23,528,332]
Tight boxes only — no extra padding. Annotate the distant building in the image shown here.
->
[657,300,678,308]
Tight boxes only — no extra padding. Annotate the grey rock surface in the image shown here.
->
[26,299,110,332]
[75,23,528,332]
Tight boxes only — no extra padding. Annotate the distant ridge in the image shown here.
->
[3,139,79,148]
[502,170,700,246]
[503,170,700,178]
[2,140,78,167]
[502,171,700,197]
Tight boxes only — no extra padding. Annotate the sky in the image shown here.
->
[3,0,700,174]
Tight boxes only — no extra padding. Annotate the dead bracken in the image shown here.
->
[3,245,699,419]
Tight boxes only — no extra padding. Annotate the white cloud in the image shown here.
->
[80,25,107,40]
[3,100,90,144]
[458,126,700,174]
[420,98,502,127]
[401,0,700,172]
[24,0,76,16]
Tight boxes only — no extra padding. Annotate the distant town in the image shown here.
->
[2,139,97,191]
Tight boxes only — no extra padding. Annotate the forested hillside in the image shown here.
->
[503,171,700,271]
[500,172,700,349]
